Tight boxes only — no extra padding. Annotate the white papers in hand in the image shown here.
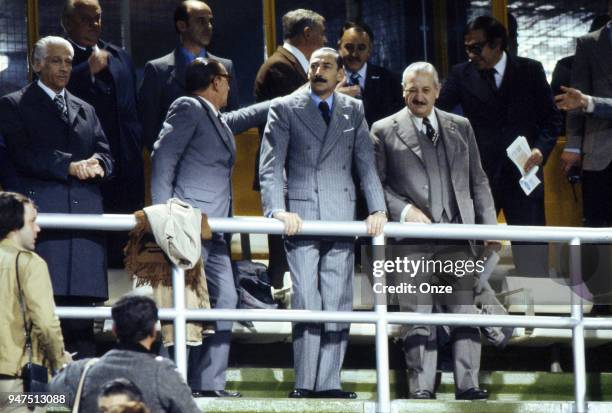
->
[506,136,541,195]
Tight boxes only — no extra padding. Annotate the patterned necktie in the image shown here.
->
[422,117,438,146]
[54,93,69,123]
[318,101,331,126]
[349,73,360,87]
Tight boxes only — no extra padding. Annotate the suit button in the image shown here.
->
[348,145,352,150]
[423,185,429,190]
[314,189,318,194]
[307,146,311,150]
[342,165,346,170]
[344,188,348,192]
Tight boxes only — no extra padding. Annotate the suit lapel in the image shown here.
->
[435,109,459,171]
[195,96,235,158]
[103,42,121,89]
[278,46,308,81]
[318,93,347,162]
[393,108,424,163]
[363,64,379,98]
[170,48,187,88]
[594,28,612,86]
[66,92,82,127]
[294,90,327,142]
[463,64,496,104]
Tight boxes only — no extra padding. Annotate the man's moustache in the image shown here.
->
[313,77,327,83]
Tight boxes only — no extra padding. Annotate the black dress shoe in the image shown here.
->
[288,388,313,398]
[314,389,357,399]
[193,390,242,398]
[409,390,435,399]
[456,388,489,400]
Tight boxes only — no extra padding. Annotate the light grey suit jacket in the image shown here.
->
[151,96,269,217]
[567,26,612,171]
[259,89,386,220]
[371,107,497,225]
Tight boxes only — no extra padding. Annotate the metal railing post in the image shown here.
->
[570,237,587,413]
[172,266,188,379]
[373,233,391,413]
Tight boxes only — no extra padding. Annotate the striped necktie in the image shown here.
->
[54,93,69,123]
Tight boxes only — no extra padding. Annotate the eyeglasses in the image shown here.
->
[464,41,488,55]
[216,73,231,82]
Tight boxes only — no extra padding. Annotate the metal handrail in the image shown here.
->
[39,213,612,413]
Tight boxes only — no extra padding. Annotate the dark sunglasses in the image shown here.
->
[464,41,488,55]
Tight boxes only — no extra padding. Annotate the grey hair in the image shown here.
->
[32,36,74,69]
[401,62,440,88]
[61,0,100,32]
[282,9,325,40]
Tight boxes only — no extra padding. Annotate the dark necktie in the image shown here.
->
[481,68,498,90]
[54,93,69,123]
[318,101,331,126]
[422,117,438,146]
[349,73,363,99]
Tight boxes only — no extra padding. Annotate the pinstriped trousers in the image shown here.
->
[285,237,354,391]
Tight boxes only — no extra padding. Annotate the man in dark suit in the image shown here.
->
[336,21,403,127]
[260,47,387,399]
[139,0,240,151]
[62,0,143,267]
[254,8,326,287]
[0,134,19,191]
[372,62,497,400]
[0,36,113,358]
[437,15,560,275]
[563,1,612,227]
[151,58,269,397]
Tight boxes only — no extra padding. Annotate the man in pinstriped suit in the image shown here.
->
[259,47,387,399]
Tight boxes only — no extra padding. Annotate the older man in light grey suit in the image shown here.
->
[151,58,269,397]
[563,3,612,227]
[371,62,498,400]
[260,47,387,399]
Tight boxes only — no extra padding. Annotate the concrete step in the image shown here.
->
[194,399,612,413]
[222,368,612,401]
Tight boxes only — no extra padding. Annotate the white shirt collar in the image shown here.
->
[346,62,368,89]
[68,38,99,53]
[492,51,507,88]
[198,96,219,117]
[283,42,309,75]
[37,79,65,101]
[408,108,438,135]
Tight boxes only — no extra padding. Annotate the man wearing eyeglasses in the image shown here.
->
[437,15,560,275]
[151,58,269,398]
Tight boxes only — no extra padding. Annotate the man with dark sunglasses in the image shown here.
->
[437,15,560,277]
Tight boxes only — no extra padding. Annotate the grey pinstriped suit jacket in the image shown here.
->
[151,96,269,217]
[259,89,386,220]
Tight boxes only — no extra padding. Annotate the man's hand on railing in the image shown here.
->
[366,211,387,236]
[273,211,303,235]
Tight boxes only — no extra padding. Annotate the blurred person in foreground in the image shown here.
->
[50,295,200,413]
[0,192,71,413]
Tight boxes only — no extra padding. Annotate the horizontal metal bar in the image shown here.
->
[37,214,612,243]
[55,306,601,329]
